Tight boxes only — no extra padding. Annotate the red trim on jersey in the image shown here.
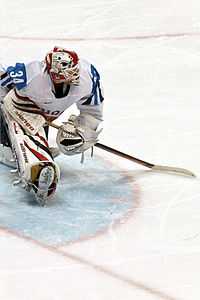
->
[45,115,60,122]
[14,89,35,103]
[14,89,48,118]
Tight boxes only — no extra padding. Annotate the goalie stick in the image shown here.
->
[48,122,196,177]
[94,143,195,177]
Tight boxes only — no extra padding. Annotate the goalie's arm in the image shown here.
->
[76,96,103,130]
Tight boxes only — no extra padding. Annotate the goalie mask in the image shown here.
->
[45,46,80,85]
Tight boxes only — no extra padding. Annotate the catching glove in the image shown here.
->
[56,114,102,156]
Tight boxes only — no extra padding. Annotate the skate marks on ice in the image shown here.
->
[0,155,137,246]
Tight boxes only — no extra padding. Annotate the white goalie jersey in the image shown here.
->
[2,59,104,133]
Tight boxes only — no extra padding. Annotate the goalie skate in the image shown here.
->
[26,162,59,206]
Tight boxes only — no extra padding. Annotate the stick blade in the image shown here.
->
[151,165,196,177]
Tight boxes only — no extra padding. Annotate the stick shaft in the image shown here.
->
[48,122,154,168]
[95,142,154,168]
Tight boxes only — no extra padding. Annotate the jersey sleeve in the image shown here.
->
[0,63,14,90]
[1,62,47,132]
[0,61,42,91]
[76,64,104,127]
[6,63,28,90]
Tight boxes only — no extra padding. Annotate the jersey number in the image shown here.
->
[9,70,25,84]
[7,63,27,90]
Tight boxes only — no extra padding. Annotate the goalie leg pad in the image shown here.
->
[2,109,60,204]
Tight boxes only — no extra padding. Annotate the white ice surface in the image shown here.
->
[1,1,200,299]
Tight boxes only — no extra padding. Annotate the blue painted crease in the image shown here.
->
[0,155,135,246]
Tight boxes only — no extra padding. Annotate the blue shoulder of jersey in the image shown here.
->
[82,64,104,106]
[6,63,27,90]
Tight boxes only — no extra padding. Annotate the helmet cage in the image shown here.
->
[46,47,80,85]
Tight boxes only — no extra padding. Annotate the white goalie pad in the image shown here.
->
[3,109,60,205]
[2,89,46,135]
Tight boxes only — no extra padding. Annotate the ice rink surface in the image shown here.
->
[1,1,200,299]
